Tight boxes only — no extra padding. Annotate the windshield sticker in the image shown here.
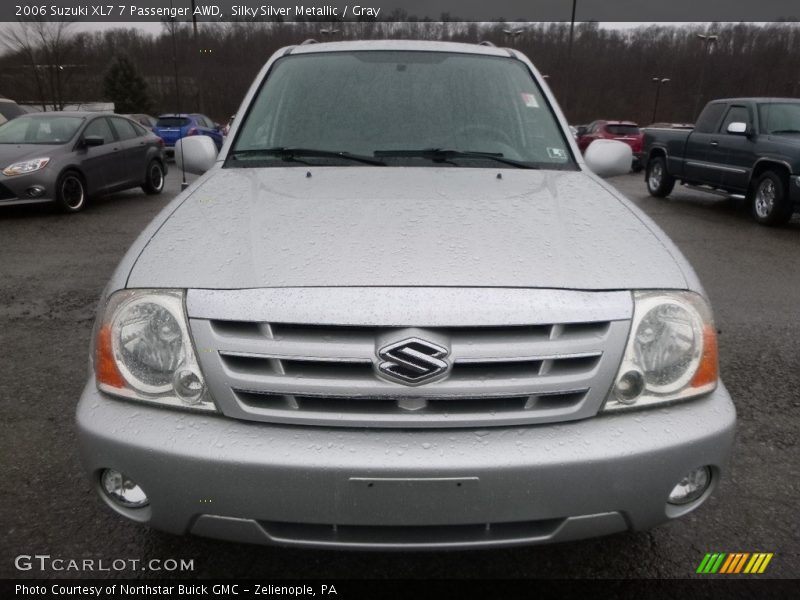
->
[521,93,539,108]
[547,147,568,160]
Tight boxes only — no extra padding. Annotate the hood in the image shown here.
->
[0,144,64,168]
[127,167,687,290]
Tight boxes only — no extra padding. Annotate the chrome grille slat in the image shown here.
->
[188,291,631,428]
[207,322,611,363]
[232,390,590,427]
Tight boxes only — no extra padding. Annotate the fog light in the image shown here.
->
[26,185,45,198]
[668,466,711,505]
[614,370,644,404]
[101,469,149,508]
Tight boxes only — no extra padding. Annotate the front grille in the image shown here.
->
[191,312,630,428]
[257,518,564,546]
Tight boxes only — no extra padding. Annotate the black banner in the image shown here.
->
[3,579,799,600]
[2,0,800,23]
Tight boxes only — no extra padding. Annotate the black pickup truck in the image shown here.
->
[642,98,800,225]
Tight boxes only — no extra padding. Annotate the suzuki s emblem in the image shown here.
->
[377,337,450,385]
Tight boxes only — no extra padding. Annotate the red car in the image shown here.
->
[576,120,644,171]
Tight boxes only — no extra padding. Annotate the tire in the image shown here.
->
[645,155,675,197]
[55,170,87,213]
[750,170,793,226]
[142,159,165,195]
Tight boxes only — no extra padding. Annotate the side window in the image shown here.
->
[83,118,115,142]
[720,106,750,134]
[694,103,725,134]
[110,118,140,141]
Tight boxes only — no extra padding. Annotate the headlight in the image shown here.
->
[94,289,216,412]
[603,291,718,412]
[2,157,50,176]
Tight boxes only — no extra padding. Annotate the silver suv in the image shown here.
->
[77,41,736,549]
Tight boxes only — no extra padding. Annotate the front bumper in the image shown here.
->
[76,381,736,550]
[0,172,54,206]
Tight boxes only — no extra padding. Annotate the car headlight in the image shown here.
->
[603,291,718,412]
[93,289,216,412]
[2,157,50,176]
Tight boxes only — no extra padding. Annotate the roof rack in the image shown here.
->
[478,41,496,47]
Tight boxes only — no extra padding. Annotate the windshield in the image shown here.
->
[0,115,84,144]
[156,117,191,128]
[605,124,640,136]
[758,103,800,134]
[0,101,26,121]
[230,51,575,169]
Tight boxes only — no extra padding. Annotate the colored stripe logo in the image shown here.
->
[696,552,773,574]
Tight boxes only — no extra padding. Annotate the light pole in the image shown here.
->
[567,0,577,65]
[564,0,578,110]
[502,28,524,44]
[651,77,670,124]
[693,33,718,116]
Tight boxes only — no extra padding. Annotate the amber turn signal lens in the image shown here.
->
[95,323,126,389]
[691,324,718,388]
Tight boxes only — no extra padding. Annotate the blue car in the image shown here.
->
[153,113,223,155]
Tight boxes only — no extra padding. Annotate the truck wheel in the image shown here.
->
[751,171,794,226]
[646,156,674,197]
[55,170,87,213]
[142,159,165,195]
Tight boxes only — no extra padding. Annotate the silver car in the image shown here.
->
[76,41,735,550]
[0,111,166,212]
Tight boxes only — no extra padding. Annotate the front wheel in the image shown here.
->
[750,171,793,226]
[142,159,165,195]
[56,170,87,213]
[645,156,675,197]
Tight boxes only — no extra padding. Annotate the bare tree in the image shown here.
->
[0,19,75,110]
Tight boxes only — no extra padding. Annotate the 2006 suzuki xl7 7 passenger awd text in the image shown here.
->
[77,41,736,550]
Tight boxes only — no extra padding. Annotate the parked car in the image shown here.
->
[577,120,644,171]
[124,113,158,129]
[153,113,224,155]
[0,112,166,212]
[643,97,800,226]
[77,40,734,550]
[0,95,26,125]
[222,114,236,137]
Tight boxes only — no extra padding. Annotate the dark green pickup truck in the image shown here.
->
[642,98,800,226]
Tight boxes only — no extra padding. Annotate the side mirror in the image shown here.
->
[583,139,632,178]
[83,135,104,147]
[175,135,218,175]
[727,122,748,135]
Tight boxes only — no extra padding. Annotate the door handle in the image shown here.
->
[710,141,719,146]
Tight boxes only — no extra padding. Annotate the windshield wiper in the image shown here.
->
[374,148,539,169]
[229,147,386,166]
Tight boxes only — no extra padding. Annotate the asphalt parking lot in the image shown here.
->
[1,168,798,579]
